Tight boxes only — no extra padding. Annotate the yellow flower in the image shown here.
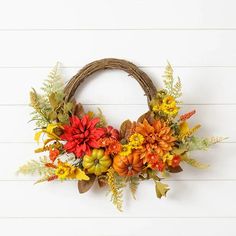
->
[55,161,89,181]
[162,153,174,166]
[119,144,132,156]
[34,123,62,144]
[129,133,144,148]
[161,104,179,116]
[55,165,70,180]
[152,105,160,112]
[162,96,176,107]
[179,121,201,139]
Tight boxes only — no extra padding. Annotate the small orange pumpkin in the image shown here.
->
[113,151,143,176]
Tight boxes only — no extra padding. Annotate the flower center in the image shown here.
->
[94,159,99,165]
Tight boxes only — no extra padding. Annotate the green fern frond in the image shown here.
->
[41,62,64,98]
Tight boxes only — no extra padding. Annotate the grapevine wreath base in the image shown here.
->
[18,58,223,211]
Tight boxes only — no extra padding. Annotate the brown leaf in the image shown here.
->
[120,120,132,139]
[168,166,183,173]
[78,174,96,193]
[137,111,154,124]
[97,176,107,188]
[74,103,85,118]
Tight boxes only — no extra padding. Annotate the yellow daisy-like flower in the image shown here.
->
[162,105,179,116]
[129,133,144,148]
[55,163,70,180]
[119,144,132,156]
[55,161,89,181]
[162,95,176,107]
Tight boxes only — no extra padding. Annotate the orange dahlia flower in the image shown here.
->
[135,119,176,157]
[60,115,105,158]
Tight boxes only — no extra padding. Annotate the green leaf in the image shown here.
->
[188,136,225,151]
[58,112,69,123]
[48,93,59,109]
[155,181,170,199]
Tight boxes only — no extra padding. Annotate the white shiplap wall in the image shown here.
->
[0,0,236,235]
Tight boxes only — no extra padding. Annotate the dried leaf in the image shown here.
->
[120,119,132,139]
[155,181,170,199]
[137,111,153,123]
[182,155,209,169]
[74,103,85,118]
[78,174,96,193]
[168,165,183,173]
[98,175,107,188]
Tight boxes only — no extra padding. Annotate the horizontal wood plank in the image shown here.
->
[0,67,235,105]
[0,0,236,29]
[0,218,235,236]
[1,31,236,67]
[0,180,235,217]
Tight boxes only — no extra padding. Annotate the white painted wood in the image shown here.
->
[0,180,235,217]
[0,105,234,142]
[0,67,235,105]
[0,218,235,236]
[1,31,236,67]
[0,0,236,234]
[0,0,236,29]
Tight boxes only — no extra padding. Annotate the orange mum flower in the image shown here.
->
[135,119,176,157]
[105,140,122,155]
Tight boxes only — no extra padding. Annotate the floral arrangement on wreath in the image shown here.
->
[18,61,224,211]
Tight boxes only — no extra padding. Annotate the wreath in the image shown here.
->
[18,58,223,211]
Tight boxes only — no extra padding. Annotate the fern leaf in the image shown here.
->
[41,62,64,97]
[129,176,140,199]
[107,168,125,211]
[163,62,182,99]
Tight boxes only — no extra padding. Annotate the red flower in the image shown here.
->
[99,126,119,146]
[60,115,105,158]
[104,140,122,155]
[145,153,166,172]
[171,155,181,168]
[98,126,120,155]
